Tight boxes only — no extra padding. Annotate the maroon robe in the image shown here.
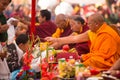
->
[59,25,73,49]
[35,20,57,42]
[75,25,90,56]
[60,25,73,37]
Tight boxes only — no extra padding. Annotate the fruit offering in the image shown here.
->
[58,58,75,78]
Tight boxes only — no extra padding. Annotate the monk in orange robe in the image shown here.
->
[81,13,120,71]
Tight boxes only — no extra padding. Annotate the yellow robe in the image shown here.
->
[82,23,120,71]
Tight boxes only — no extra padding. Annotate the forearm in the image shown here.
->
[110,58,120,70]
[58,31,89,45]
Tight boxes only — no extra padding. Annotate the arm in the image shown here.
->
[110,58,120,70]
[58,31,89,44]
[45,31,89,49]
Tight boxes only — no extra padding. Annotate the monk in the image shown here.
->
[35,9,57,42]
[70,16,89,56]
[45,13,120,71]
[52,14,72,38]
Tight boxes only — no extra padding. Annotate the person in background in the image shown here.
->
[35,9,57,42]
[0,0,12,79]
[70,16,89,56]
[7,17,28,44]
[45,13,120,71]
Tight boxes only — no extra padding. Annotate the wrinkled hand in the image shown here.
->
[45,37,61,49]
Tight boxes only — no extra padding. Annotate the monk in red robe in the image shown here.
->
[52,14,72,38]
[70,16,89,56]
[35,10,57,42]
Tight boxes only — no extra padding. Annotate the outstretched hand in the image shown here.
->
[45,37,61,49]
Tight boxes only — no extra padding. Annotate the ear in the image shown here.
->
[18,43,23,48]
[43,17,46,21]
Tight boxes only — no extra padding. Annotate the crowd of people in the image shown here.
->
[0,0,120,79]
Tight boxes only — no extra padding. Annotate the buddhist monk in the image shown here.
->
[35,9,57,42]
[70,16,89,56]
[45,13,120,71]
[52,14,72,38]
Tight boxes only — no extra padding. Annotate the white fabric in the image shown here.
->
[0,43,10,79]
[30,50,46,72]
[14,41,24,64]
[7,18,18,44]
[31,57,41,72]
[55,1,74,16]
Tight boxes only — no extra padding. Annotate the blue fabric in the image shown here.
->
[10,69,20,80]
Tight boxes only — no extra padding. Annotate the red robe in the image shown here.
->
[75,25,89,56]
[35,21,57,42]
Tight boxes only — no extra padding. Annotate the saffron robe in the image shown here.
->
[35,21,57,42]
[82,23,120,71]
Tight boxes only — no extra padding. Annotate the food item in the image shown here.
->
[62,44,70,51]
[58,58,75,78]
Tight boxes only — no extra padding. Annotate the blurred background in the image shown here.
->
[4,0,120,26]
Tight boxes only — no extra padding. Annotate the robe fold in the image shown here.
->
[75,25,89,56]
[82,23,120,71]
[35,21,57,42]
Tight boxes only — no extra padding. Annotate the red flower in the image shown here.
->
[22,65,30,71]
[23,50,33,65]
[28,72,34,76]
[17,71,23,77]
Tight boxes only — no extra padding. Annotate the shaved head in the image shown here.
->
[55,14,68,29]
[89,13,104,24]
[55,14,66,21]
[88,13,105,32]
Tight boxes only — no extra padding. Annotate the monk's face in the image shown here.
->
[38,13,46,24]
[0,0,10,12]
[70,19,82,32]
[55,18,66,29]
[87,16,98,32]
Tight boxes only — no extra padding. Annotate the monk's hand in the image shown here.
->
[45,37,61,49]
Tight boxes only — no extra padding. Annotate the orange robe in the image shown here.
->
[82,23,120,71]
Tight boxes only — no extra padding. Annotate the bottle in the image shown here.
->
[75,63,85,80]
[58,58,67,78]
[68,56,75,65]
[75,62,80,77]
[47,47,56,63]
[75,62,85,76]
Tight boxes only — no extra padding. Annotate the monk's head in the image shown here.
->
[87,13,104,32]
[70,16,85,33]
[55,14,69,29]
[38,9,51,24]
[0,0,11,12]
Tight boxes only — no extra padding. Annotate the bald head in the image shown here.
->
[88,13,105,32]
[55,14,66,22]
[89,13,104,24]
[55,14,68,29]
